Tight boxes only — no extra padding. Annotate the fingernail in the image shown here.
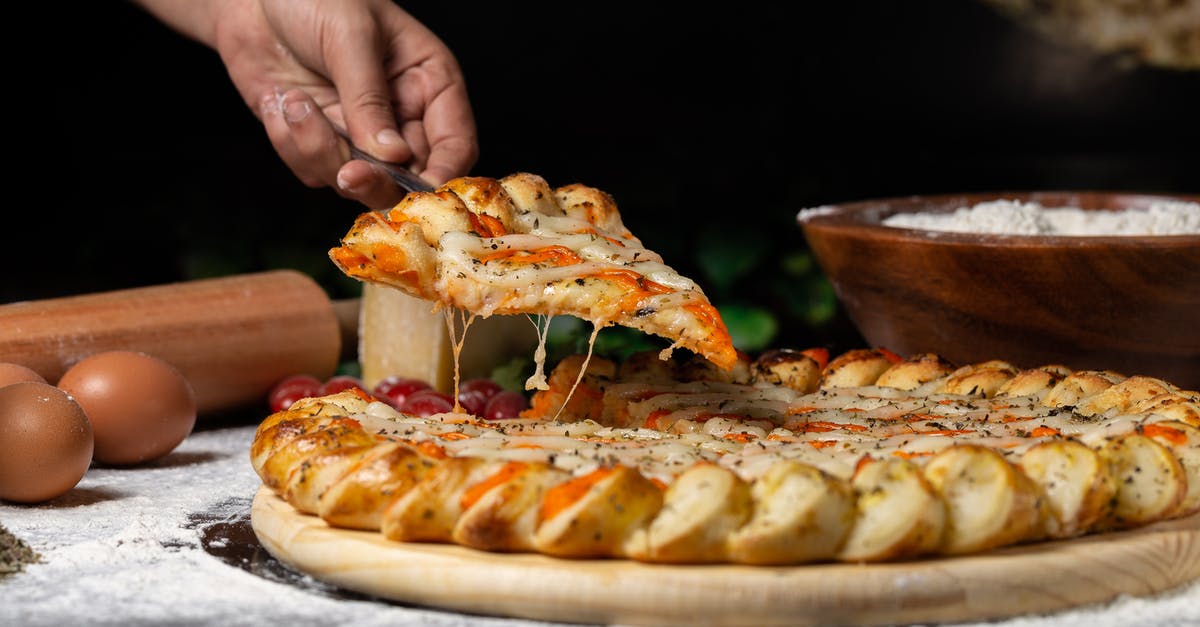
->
[259,93,279,117]
[337,170,360,193]
[283,98,311,123]
[375,128,403,146]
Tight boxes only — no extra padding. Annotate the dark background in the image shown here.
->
[10,0,1199,356]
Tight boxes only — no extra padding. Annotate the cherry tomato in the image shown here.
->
[459,378,503,398]
[319,375,366,396]
[400,389,455,416]
[268,374,322,412]
[373,376,433,409]
[455,378,503,416]
[483,390,528,420]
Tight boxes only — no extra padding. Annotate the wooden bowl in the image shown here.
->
[798,191,1200,390]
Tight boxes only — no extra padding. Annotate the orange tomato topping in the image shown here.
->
[331,417,363,430]
[893,450,936,459]
[801,347,830,370]
[644,409,672,430]
[683,302,722,328]
[877,347,904,363]
[1143,423,1187,445]
[539,466,617,522]
[330,247,371,274]
[370,244,411,274]
[1030,426,1060,438]
[437,432,472,441]
[920,429,976,436]
[585,268,672,296]
[807,440,839,450]
[469,212,507,237]
[794,421,869,433]
[347,388,376,403]
[481,245,583,267]
[460,461,527,511]
[413,440,448,459]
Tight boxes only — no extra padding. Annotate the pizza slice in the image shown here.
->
[328,172,737,373]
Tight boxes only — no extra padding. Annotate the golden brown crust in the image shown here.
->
[249,348,1198,567]
[819,348,897,389]
[328,172,738,370]
[751,349,823,393]
[938,361,1020,398]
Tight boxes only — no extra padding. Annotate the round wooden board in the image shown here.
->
[251,487,1200,626]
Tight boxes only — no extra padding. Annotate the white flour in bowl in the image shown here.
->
[880,200,1200,236]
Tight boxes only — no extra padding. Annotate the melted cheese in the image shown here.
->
[348,381,1154,488]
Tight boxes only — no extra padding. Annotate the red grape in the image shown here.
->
[373,376,433,409]
[267,374,322,412]
[455,378,503,416]
[400,389,455,416]
[319,375,365,396]
[483,390,528,420]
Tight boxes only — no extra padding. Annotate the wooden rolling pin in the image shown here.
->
[0,270,356,414]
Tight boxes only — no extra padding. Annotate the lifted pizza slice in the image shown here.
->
[329,172,737,372]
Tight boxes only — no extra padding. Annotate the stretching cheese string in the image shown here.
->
[443,307,477,412]
[524,314,554,391]
[554,323,603,422]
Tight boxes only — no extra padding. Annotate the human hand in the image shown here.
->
[139,0,478,209]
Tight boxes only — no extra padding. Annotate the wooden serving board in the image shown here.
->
[252,487,1200,626]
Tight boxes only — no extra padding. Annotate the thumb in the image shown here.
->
[326,30,411,164]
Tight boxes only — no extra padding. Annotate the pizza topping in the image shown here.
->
[479,245,583,267]
[539,466,618,522]
[1141,422,1187,445]
[460,461,528,510]
[330,173,737,374]
[253,346,1198,567]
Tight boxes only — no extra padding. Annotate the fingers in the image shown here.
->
[260,88,405,210]
[416,82,479,187]
[260,88,347,187]
[336,160,408,211]
[324,12,413,167]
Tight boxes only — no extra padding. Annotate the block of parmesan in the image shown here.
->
[358,284,538,392]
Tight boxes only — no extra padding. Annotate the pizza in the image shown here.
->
[250,346,1199,565]
[253,172,1197,567]
[327,172,737,378]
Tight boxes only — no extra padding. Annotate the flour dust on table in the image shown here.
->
[1,424,1197,627]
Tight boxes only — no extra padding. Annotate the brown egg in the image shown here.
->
[57,351,197,466]
[0,381,94,503]
[0,362,47,388]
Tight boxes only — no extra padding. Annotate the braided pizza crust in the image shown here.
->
[250,348,1199,566]
[328,172,737,370]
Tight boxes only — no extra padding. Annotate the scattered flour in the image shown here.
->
[880,200,1200,236]
[2,424,1197,626]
